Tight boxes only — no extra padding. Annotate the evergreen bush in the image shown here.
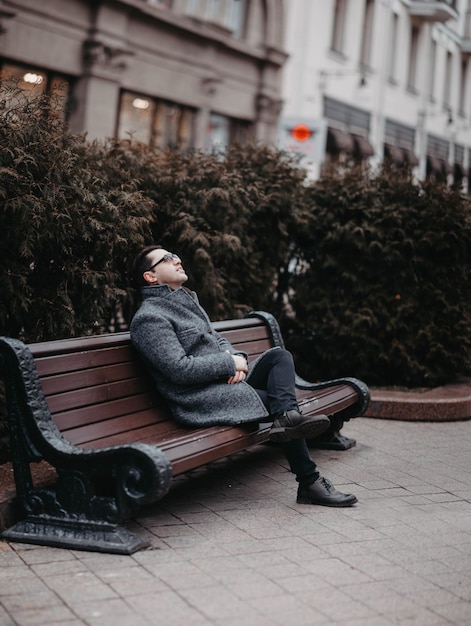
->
[0,89,155,342]
[284,164,471,387]
[101,142,306,321]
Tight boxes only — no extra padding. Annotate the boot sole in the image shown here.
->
[269,416,330,443]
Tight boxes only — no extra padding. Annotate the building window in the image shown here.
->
[428,39,437,102]
[206,112,253,151]
[324,96,371,132]
[331,0,347,55]
[118,93,154,145]
[154,103,194,151]
[459,58,468,116]
[117,91,196,150]
[384,119,419,167]
[443,51,452,110]
[454,143,465,188]
[388,13,399,83]
[184,0,246,38]
[426,134,451,183]
[407,26,420,91]
[360,0,375,69]
[0,61,71,121]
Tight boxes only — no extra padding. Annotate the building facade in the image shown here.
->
[0,0,287,150]
[280,0,471,188]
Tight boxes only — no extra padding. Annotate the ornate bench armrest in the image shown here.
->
[0,336,172,554]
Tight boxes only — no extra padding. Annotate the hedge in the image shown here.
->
[284,164,471,387]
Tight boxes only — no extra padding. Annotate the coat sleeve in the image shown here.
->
[214,329,249,361]
[131,313,236,385]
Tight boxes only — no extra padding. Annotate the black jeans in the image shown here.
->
[247,348,320,487]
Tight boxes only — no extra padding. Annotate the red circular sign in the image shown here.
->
[289,124,313,142]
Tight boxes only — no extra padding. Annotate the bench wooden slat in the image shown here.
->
[34,345,137,377]
[219,325,270,343]
[79,422,270,476]
[53,393,163,430]
[77,423,186,450]
[297,384,357,404]
[28,333,132,356]
[213,318,266,332]
[299,393,357,416]
[236,340,273,357]
[46,378,150,413]
[63,411,173,447]
[40,361,147,395]
[162,426,270,475]
[76,418,257,450]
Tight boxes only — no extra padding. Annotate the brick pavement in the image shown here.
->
[1,416,471,626]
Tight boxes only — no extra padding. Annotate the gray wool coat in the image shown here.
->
[130,284,270,427]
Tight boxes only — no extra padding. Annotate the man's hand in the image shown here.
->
[227,370,247,384]
[227,352,248,384]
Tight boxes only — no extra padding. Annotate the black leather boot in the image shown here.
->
[269,410,330,442]
[297,476,357,507]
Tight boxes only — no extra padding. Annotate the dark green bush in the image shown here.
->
[0,90,304,333]
[98,142,306,321]
[0,89,155,342]
[284,164,471,387]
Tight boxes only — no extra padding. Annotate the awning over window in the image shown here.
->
[326,128,374,159]
[326,128,355,154]
[402,148,419,167]
[443,160,453,175]
[454,163,465,179]
[384,144,419,167]
[352,134,374,157]
[384,144,405,165]
[427,156,452,176]
[427,156,441,174]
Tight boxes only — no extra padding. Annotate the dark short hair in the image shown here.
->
[131,245,164,287]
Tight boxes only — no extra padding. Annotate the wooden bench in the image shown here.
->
[0,311,369,554]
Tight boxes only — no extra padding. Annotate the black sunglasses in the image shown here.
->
[147,253,180,272]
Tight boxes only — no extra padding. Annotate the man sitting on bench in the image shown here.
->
[130,245,357,507]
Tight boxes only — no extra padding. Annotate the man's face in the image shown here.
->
[143,249,188,290]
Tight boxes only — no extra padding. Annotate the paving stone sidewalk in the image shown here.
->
[1,416,471,626]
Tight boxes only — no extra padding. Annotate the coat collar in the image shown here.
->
[140,284,198,302]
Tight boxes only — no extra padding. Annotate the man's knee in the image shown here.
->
[273,348,294,367]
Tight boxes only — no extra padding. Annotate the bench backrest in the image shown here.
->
[28,317,274,468]
[22,313,365,476]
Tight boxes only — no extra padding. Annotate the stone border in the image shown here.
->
[364,379,471,421]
